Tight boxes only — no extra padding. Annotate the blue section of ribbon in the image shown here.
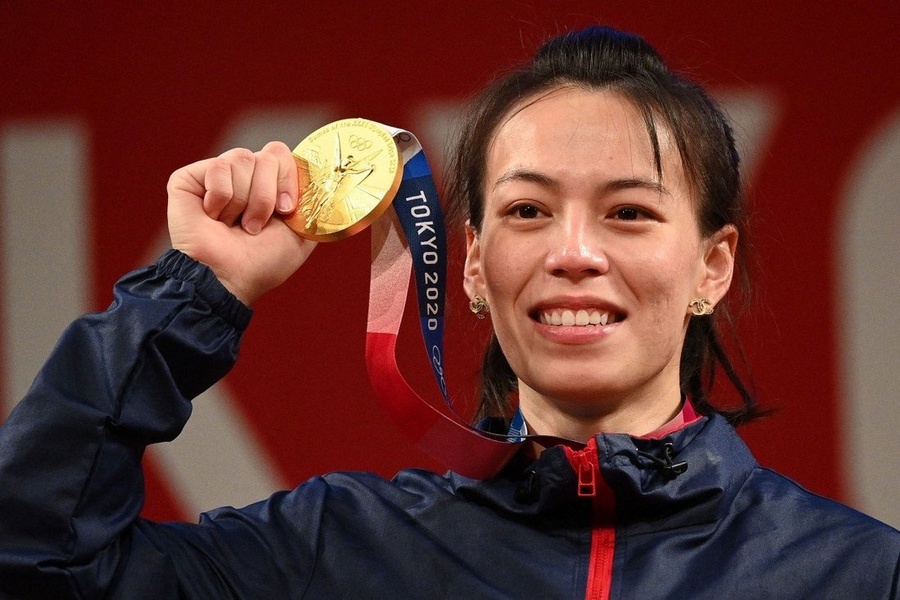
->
[506,408,526,442]
[392,147,524,439]
[392,150,450,404]
[402,150,432,179]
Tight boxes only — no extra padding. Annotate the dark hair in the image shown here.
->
[445,26,763,427]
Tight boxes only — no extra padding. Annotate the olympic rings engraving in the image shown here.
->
[349,134,373,151]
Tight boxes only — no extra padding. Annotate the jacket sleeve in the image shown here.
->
[0,250,318,599]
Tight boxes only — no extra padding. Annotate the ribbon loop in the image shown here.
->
[365,125,522,478]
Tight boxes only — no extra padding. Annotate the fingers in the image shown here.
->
[201,142,299,234]
[202,148,249,224]
[263,141,299,216]
[239,149,277,234]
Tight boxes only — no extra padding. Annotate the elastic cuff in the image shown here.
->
[154,249,253,331]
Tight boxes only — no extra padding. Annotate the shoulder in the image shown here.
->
[194,468,461,549]
[733,466,899,557]
[319,468,457,502]
[747,467,895,529]
[700,416,898,544]
[252,468,463,519]
[704,465,898,596]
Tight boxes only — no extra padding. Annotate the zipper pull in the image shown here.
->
[565,442,600,497]
[577,458,597,497]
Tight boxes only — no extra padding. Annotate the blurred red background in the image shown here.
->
[2,2,898,527]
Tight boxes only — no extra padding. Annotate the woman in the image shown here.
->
[454,28,750,441]
[0,26,897,600]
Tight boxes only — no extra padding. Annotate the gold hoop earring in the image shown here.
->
[688,298,714,316]
[469,295,490,319]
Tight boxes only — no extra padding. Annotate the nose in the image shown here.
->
[544,215,609,279]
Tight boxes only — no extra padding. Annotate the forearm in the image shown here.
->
[0,249,250,598]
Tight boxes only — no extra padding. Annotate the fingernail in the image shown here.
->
[244,218,262,235]
[276,192,293,213]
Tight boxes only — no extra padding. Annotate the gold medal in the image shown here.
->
[284,118,402,241]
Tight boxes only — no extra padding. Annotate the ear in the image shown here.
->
[463,222,486,301]
[695,224,738,308]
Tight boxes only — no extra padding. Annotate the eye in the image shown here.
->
[512,203,542,219]
[612,206,655,221]
[615,207,641,221]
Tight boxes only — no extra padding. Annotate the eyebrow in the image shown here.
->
[605,177,668,196]
[491,168,668,197]
[491,168,559,192]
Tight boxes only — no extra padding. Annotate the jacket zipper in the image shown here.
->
[565,439,616,600]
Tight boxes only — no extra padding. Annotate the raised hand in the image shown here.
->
[167,141,317,305]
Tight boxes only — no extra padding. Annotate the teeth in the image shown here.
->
[539,309,613,327]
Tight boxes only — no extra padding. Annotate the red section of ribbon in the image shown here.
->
[366,207,520,479]
[366,332,520,479]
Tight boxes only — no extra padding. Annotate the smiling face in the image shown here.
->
[464,86,736,439]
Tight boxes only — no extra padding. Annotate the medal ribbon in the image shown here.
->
[365,126,521,478]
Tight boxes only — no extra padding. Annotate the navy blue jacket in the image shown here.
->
[0,250,897,599]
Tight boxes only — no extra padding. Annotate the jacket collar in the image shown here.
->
[450,414,758,532]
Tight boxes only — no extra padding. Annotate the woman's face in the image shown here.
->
[464,87,736,433]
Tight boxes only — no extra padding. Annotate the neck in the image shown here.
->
[517,381,683,442]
